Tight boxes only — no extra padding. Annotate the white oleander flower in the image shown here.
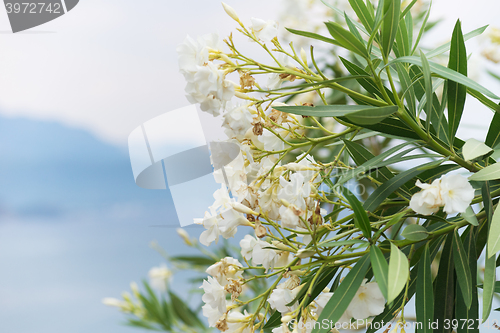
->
[259,129,286,152]
[213,153,248,194]
[314,292,333,315]
[223,104,256,141]
[196,207,244,246]
[202,303,223,327]
[409,179,443,215]
[210,186,233,211]
[345,279,385,320]
[278,173,311,210]
[226,311,253,333]
[206,257,243,286]
[252,239,279,271]
[148,264,172,292]
[410,174,474,215]
[184,62,235,117]
[278,204,304,229]
[240,234,258,261]
[177,33,222,73]
[439,174,475,214]
[260,185,282,220]
[267,73,283,90]
[201,276,227,314]
[268,282,300,313]
[251,18,279,42]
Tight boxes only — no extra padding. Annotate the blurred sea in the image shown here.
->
[0,115,205,333]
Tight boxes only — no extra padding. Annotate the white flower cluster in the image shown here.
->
[410,174,474,215]
[268,279,385,333]
[177,33,235,116]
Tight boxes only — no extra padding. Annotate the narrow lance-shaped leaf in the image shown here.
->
[483,254,496,321]
[462,138,493,161]
[348,0,374,32]
[452,229,472,308]
[386,56,500,99]
[370,246,389,299]
[402,224,429,241]
[420,51,433,134]
[312,254,371,333]
[363,159,445,212]
[447,20,468,141]
[461,206,479,226]
[387,243,409,304]
[485,110,500,148]
[380,0,401,58]
[343,187,372,239]
[469,163,500,181]
[456,228,479,333]
[416,243,433,333]
[325,21,369,58]
[433,234,455,333]
[487,205,500,258]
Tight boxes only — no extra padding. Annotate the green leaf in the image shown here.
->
[348,0,375,32]
[274,104,394,119]
[456,228,479,333]
[370,246,389,299]
[168,291,205,329]
[452,229,473,308]
[394,12,410,57]
[433,234,455,333]
[325,21,369,58]
[342,187,372,239]
[387,56,500,99]
[380,0,401,58]
[170,255,216,266]
[395,63,417,115]
[318,239,369,248]
[462,138,493,161]
[345,105,399,125]
[402,224,429,241]
[363,159,445,212]
[285,27,338,45]
[483,254,496,321]
[420,51,433,134]
[387,243,409,304]
[469,163,500,181]
[426,25,488,58]
[411,0,431,55]
[486,111,500,149]
[312,254,371,333]
[263,311,282,330]
[338,140,419,184]
[339,57,396,103]
[367,236,444,333]
[487,205,500,258]
[461,206,479,226]
[416,243,434,333]
[447,20,468,140]
[409,66,449,144]
[345,13,364,42]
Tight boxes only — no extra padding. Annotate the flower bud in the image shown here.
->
[300,48,307,64]
[281,315,293,323]
[221,2,241,24]
[176,228,193,246]
[296,249,316,259]
[230,201,258,215]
